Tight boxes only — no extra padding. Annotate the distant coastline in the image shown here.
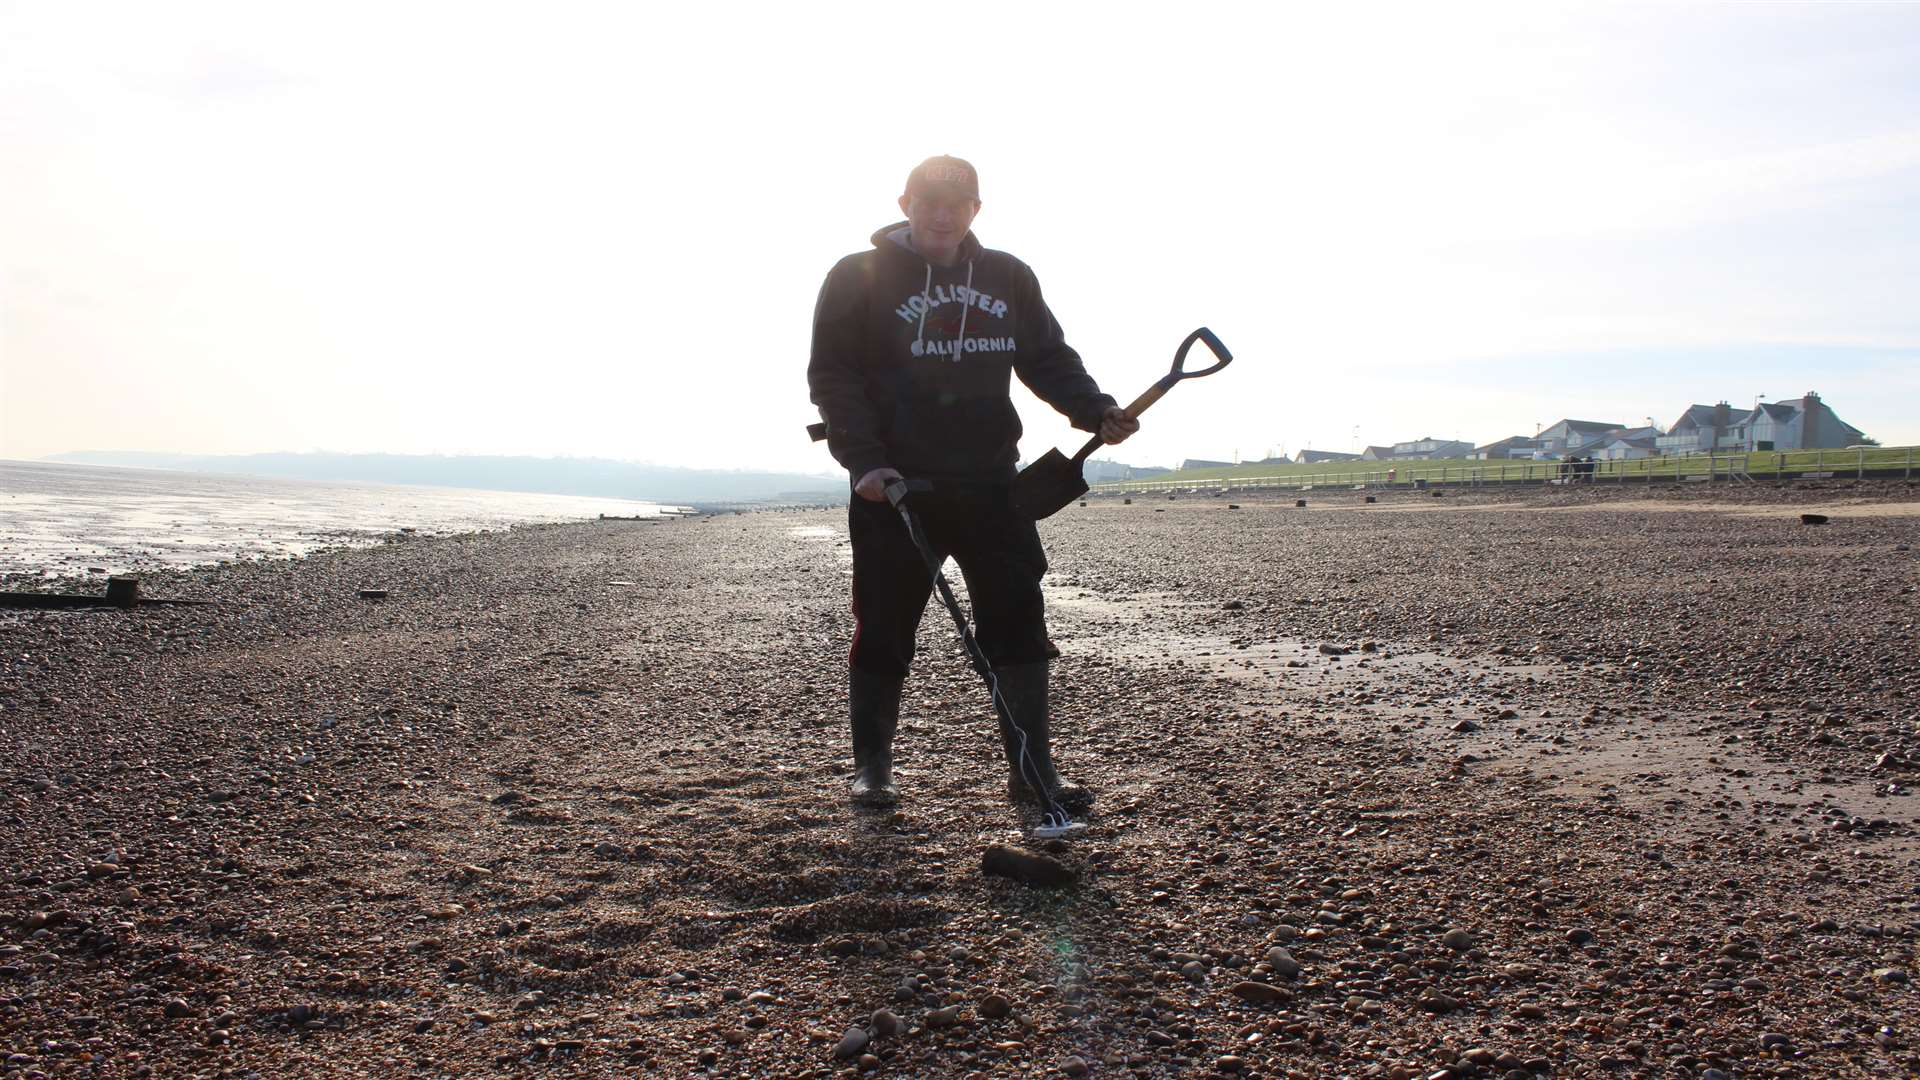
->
[1,459,715,579]
[46,450,845,506]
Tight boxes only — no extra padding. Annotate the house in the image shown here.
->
[1656,403,1752,454]
[1593,436,1658,460]
[1084,460,1145,484]
[1472,436,1543,460]
[1387,437,1474,460]
[1295,449,1363,464]
[1359,446,1395,461]
[1537,419,1626,455]
[1078,461,1171,483]
[1745,392,1867,450]
[1180,459,1235,471]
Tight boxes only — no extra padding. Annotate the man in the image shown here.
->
[808,155,1139,810]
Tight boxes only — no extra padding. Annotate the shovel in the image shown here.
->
[1010,327,1233,520]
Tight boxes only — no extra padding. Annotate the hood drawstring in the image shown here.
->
[913,255,976,362]
[914,263,932,349]
[954,260,973,360]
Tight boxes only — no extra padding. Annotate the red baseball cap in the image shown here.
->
[904,155,980,200]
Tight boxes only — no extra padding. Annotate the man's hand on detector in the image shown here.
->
[855,467,904,502]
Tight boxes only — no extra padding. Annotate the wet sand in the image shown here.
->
[2,483,1917,1078]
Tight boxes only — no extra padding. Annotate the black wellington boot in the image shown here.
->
[993,661,1093,812]
[849,668,903,807]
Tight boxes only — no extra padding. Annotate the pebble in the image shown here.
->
[979,993,1011,1019]
[870,1009,904,1038]
[1441,928,1475,951]
[925,1005,960,1028]
[1266,946,1301,978]
[832,1026,869,1059]
[1061,1056,1089,1077]
[1229,980,1291,1005]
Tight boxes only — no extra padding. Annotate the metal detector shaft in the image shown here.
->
[882,479,1082,837]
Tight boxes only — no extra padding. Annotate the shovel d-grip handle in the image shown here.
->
[1074,327,1233,464]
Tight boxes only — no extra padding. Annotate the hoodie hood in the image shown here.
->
[870,221,985,263]
[872,221,985,367]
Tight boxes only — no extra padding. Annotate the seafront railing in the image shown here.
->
[1087,445,1919,496]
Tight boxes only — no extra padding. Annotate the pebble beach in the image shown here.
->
[2,483,1917,1078]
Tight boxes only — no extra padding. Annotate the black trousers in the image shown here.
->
[847,482,1050,679]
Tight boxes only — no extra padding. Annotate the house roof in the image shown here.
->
[1602,436,1658,449]
[1475,435,1539,452]
[1551,419,1625,434]
[1673,403,1755,429]
[1754,401,1798,421]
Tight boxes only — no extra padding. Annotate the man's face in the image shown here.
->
[897,189,980,262]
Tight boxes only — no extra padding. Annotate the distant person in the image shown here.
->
[807,155,1140,810]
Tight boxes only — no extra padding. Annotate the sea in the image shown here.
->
[0,460,679,579]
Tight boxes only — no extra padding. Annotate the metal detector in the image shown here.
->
[883,477,1086,839]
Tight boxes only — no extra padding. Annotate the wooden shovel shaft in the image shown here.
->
[1071,376,1177,465]
[1122,380,1173,419]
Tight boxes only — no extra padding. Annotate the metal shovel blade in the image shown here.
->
[1010,448,1088,521]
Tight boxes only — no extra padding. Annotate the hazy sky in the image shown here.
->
[4,1,1917,473]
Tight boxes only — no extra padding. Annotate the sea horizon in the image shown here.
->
[0,459,681,579]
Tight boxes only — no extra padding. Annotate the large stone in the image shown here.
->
[1229,980,1292,1005]
[832,1027,869,1059]
[981,844,1077,887]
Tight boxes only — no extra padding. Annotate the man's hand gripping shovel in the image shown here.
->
[1011,327,1233,520]
[882,477,1087,840]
